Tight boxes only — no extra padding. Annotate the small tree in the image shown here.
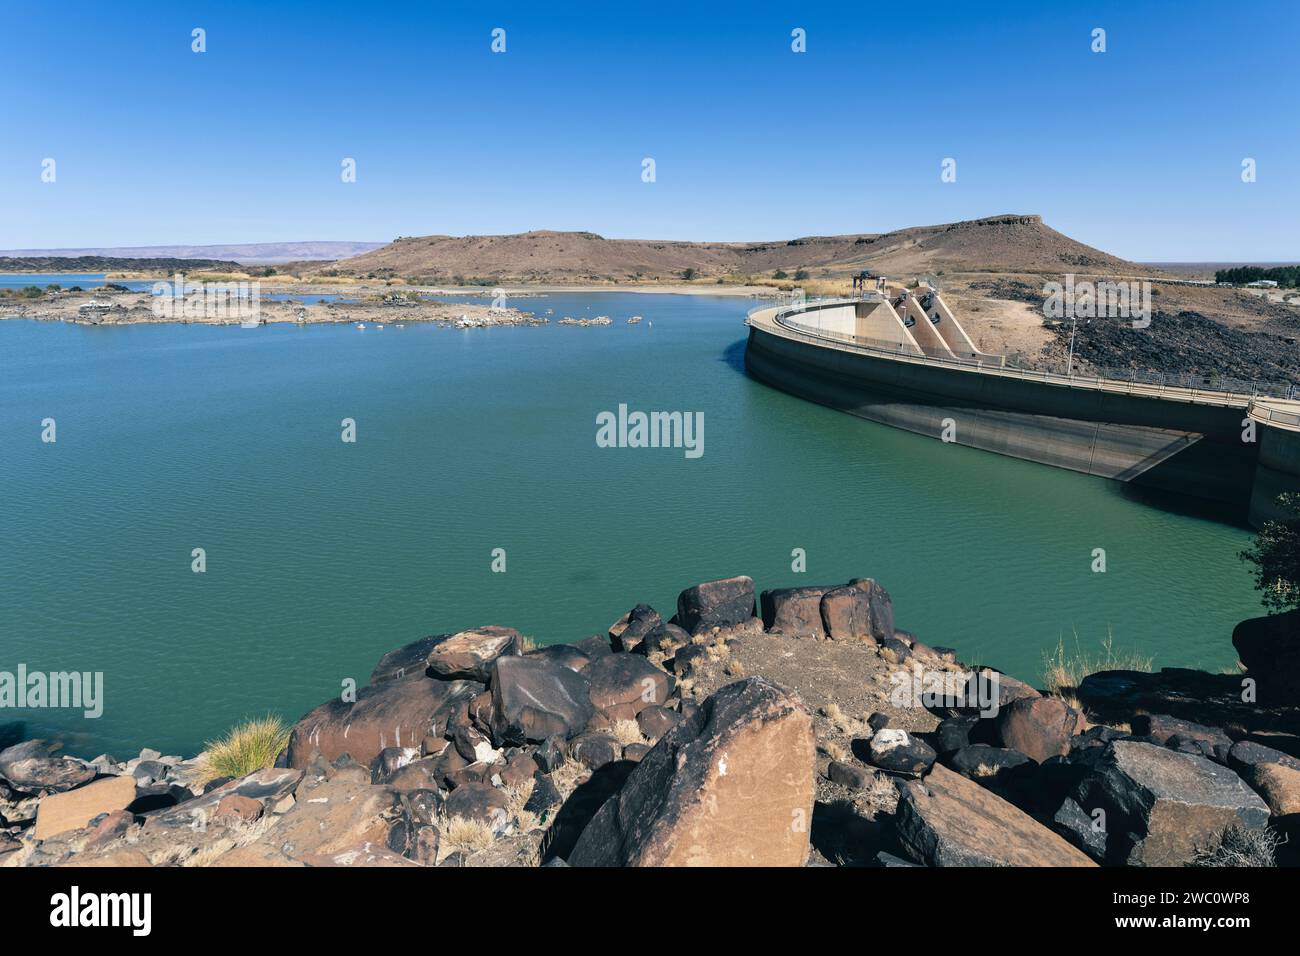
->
[795,269,810,281]
[773,270,788,280]
[682,267,697,281]
[1240,492,1300,612]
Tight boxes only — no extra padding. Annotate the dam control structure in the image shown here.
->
[744,288,1300,527]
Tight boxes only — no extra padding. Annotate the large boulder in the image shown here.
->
[760,587,830,637]
[489,656,594,745]
[0,740,96,794]
[996,696,1083,763]
[1226,741,1300,818]
[673,576,756,636]
[895,763,1095,867]
[1233,609,1300,697]
[568,677,815,866]
[582,654,675,721]
[821,579,894,643]
[286,674,478,769]
[425,626,523,682]
[1080,740,1270,866]
[33,775,138,840]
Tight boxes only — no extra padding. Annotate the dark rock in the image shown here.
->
[878,637,911,664]
[526,644,591,672]
[827,760,875,790]
[943,744,1033,790]
[895,764,1095,867]
[867,729,936,777]
[568,677,815,866]
[533,736,566,773]
[1051,797,1108,861]
[369,634,444,684]
[671,643,711,675]
[622,743,652,762]
[523,772,563,815]
[570,733,620,771]
[875,850,920,867]
[583,654,675,721]
[286,674,478,769]
[453,723,495,764]
[636,705,680,740]
[489,655,594,745]
[426,626,523,682]
[131,760,169,786]
[673,576,756,635]
[0,740,96,794]
[760,586,830,637]
[573,635,614,660]
[634,623,692,657]
[867,712,892,733]
[443,782,508,825]
[467,690,496,734]
[609,604,662,653]
[1132,714,1232,761]
[932,715,980,753]
[820,580,893,643]
[85,808,137,849]
[1083,739,1270,866]
[371,746,420,783]
[1232,608,1300,696]
[996,696,1083,763]
[496,750,536,789]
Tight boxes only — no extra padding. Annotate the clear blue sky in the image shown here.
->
[2,0,1296,260]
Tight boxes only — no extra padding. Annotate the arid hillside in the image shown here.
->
[318,215,1145,283]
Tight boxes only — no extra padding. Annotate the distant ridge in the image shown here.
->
[0,241,385,265]
[322,215,1143,282]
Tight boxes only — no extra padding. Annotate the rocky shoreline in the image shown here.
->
[2,575,1297,868]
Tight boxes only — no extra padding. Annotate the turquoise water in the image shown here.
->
[0,273,157,291]
[0,293,1263,757]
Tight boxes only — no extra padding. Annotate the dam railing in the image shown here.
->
[747,298,1298,410]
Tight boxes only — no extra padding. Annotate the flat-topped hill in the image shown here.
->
[318,215,1145,283]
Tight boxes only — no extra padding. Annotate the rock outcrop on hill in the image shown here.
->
[3,574,1297,868]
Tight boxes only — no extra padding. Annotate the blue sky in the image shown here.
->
[1,0,1296,260]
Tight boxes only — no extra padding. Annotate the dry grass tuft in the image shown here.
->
[197,715,291,784]
[609,719,647,747]
[1191,825,1283,867]
[437,815,497,862]
[1041,631,1152,708]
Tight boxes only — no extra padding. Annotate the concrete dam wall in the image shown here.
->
[744,300,1300,525]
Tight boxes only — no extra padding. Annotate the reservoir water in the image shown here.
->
[0,292,1263,757]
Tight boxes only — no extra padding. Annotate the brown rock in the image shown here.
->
[33,775,137,840]
[896,763,1095,866]
[490,655,594,744]
[996,696,1082,762]
[1249,762,1300,817]
[444,782,508,825]
[214,793,264,823]
[1086,740,1270,866]
[820,584,891,643]
[285,674,478,769]
[583,654,675,720]
[568,677,815,867]
[673,576,756,636]
[426,626,523,681]
[760,587,830,637]
[84,808,136,849]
